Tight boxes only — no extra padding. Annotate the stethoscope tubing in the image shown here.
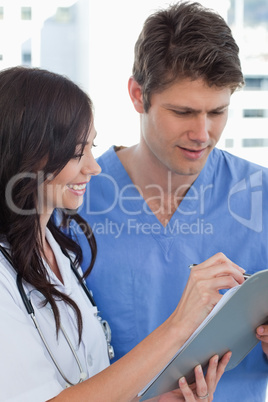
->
[0,244,114,387]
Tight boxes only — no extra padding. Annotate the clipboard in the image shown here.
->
[139,269,268,401]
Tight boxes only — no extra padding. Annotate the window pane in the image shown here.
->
[242,138,268,147]
[21,7,32,21]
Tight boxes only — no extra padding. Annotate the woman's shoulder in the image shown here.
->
[0,245,23,310]
[0,244,16,282]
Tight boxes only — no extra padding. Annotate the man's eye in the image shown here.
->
[173,110,191,116]
[210,110,225,115]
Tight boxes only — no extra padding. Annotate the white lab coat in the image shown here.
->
[0,228,110,402]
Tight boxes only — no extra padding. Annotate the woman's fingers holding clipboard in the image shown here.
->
[176,352,232,402]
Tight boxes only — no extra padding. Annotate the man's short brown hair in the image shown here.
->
[132,1,244,112]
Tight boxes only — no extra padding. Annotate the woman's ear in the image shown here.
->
[128,76,144,113]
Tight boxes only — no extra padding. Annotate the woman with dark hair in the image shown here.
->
[0,66,244,402]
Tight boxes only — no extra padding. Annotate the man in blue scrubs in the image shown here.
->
[77,2,268,401]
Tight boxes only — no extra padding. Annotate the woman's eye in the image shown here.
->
[73,153,84,160]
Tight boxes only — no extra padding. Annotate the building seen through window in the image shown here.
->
[21,6,31,20]
[216,0,268,166]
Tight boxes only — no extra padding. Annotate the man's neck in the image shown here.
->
[116,145,198,226]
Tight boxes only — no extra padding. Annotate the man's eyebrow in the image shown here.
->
[211,104,230,111]
[163,103,230,112]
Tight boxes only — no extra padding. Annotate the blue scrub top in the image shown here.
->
[77,146,268,402]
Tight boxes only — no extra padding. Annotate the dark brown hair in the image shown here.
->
[133,1,244,112]
[0,66,96,340]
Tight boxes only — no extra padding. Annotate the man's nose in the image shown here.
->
[188,114,210,143]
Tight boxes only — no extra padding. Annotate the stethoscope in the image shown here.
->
[0,245,115,388]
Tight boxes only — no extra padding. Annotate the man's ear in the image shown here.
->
[128,76,144,113]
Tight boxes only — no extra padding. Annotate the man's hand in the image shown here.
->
[256,325,268,357]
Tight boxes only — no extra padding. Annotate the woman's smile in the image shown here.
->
[67,182,88,196]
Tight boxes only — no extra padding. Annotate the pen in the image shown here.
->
[188,264,251,280]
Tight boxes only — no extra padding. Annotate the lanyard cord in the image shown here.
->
[61,248,115,360]
[60,247,96,306]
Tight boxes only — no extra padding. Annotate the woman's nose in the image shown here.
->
[82,153,101,176]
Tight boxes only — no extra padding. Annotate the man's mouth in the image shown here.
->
[179,146,207,159]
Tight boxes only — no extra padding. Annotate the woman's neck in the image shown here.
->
[43,238,64,283]
[40,211,64,283]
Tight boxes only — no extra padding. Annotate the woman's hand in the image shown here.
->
[171,253,245,340]
[51,253,241,402]
[157,352,232,402]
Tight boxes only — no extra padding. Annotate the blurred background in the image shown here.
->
[0,0,267,166]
